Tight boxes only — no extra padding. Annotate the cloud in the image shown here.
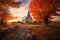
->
[15,0,31,7]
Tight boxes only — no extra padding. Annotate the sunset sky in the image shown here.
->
[7,0,60,22]
[8,0,32,22]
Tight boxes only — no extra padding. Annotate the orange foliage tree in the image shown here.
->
[0,0,21,24]
[30,0,60,23]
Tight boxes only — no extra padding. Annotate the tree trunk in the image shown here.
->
[0,18,4,25]
[44,16,49,26]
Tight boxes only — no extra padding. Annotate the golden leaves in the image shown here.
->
[0,0,21,8]
[30,0,60,22]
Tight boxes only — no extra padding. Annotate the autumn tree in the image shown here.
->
[30,0,60,25]
[0,0,21,25]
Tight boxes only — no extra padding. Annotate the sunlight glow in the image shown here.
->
[7,0,32,23]
[7,1,30,22]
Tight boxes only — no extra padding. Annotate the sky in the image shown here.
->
[8,0,32,22]
[7,0,60,22]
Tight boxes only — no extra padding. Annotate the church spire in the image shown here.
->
[28,11,30,16]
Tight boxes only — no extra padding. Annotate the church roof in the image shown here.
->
[25,11,32,19]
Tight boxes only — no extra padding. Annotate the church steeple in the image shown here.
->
[28,11,30,16]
